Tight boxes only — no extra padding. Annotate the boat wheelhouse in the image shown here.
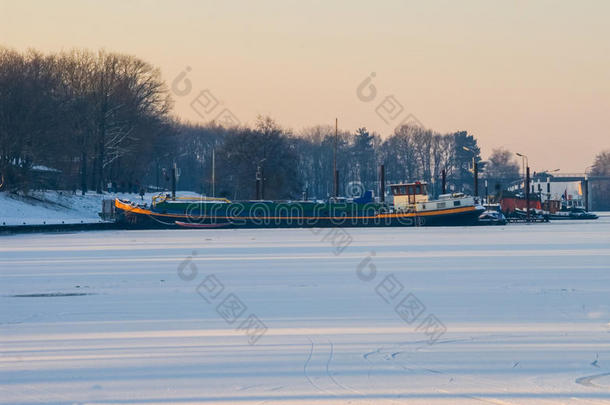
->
[390,182,477,214]
[390,182,429,207]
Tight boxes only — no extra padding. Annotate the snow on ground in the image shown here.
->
[0,191,200,226]
[1,218,609,404]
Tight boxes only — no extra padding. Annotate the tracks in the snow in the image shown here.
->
[576,372,610,388]
[303,336,364,399]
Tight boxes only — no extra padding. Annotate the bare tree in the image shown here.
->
[591,150,610,175]
[590,150,610,210]
[485,148,520,192]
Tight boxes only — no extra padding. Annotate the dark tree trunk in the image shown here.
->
[96,136,104,194]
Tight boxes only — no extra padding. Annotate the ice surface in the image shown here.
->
[1,216,609,404]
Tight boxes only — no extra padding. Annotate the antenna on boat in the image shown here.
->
[333,118,338,198]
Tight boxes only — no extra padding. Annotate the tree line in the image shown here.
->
[0,47,172,194]
[165,118,500,200]
[1,47,526,200]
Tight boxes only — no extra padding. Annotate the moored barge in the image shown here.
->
[114,182,484,228]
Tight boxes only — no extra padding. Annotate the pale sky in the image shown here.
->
[2,0,609,172]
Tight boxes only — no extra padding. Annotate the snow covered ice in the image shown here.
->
[0,191,203,226]
[1,217,610,404]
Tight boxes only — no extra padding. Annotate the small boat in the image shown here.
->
[113,182,484,228]
[507,208,549,223]
[547,207,598,220]
[478,204,507,225]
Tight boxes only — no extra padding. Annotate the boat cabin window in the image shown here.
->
[392,186,406,196]
[391,183,427,196]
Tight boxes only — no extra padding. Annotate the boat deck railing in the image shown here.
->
[152,195,231,207]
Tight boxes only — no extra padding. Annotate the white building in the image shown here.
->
[510,174,586,208]
[531,177,583,205]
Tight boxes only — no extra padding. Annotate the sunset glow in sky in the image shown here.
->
[2,0,609,171]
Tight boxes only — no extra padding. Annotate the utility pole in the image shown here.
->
[171,163,176,200]
[516,152,530,220]
[379,164,385,202]
[255,158,266,200]
[333,118,338,198]
[441,169,446,194]
[211,148,215,197]
[261,166,265,200]
[516,152,528,189]
[582,176,589,212]
[255,165,261,200]
[473,157,478,199]
[255,170,260,200]
[81,152,87,196]
[156,159,159,192]
[462,146,478,198]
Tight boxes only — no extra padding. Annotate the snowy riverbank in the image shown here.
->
[0,190,200,226]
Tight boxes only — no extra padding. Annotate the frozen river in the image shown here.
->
[1,217,610,404]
